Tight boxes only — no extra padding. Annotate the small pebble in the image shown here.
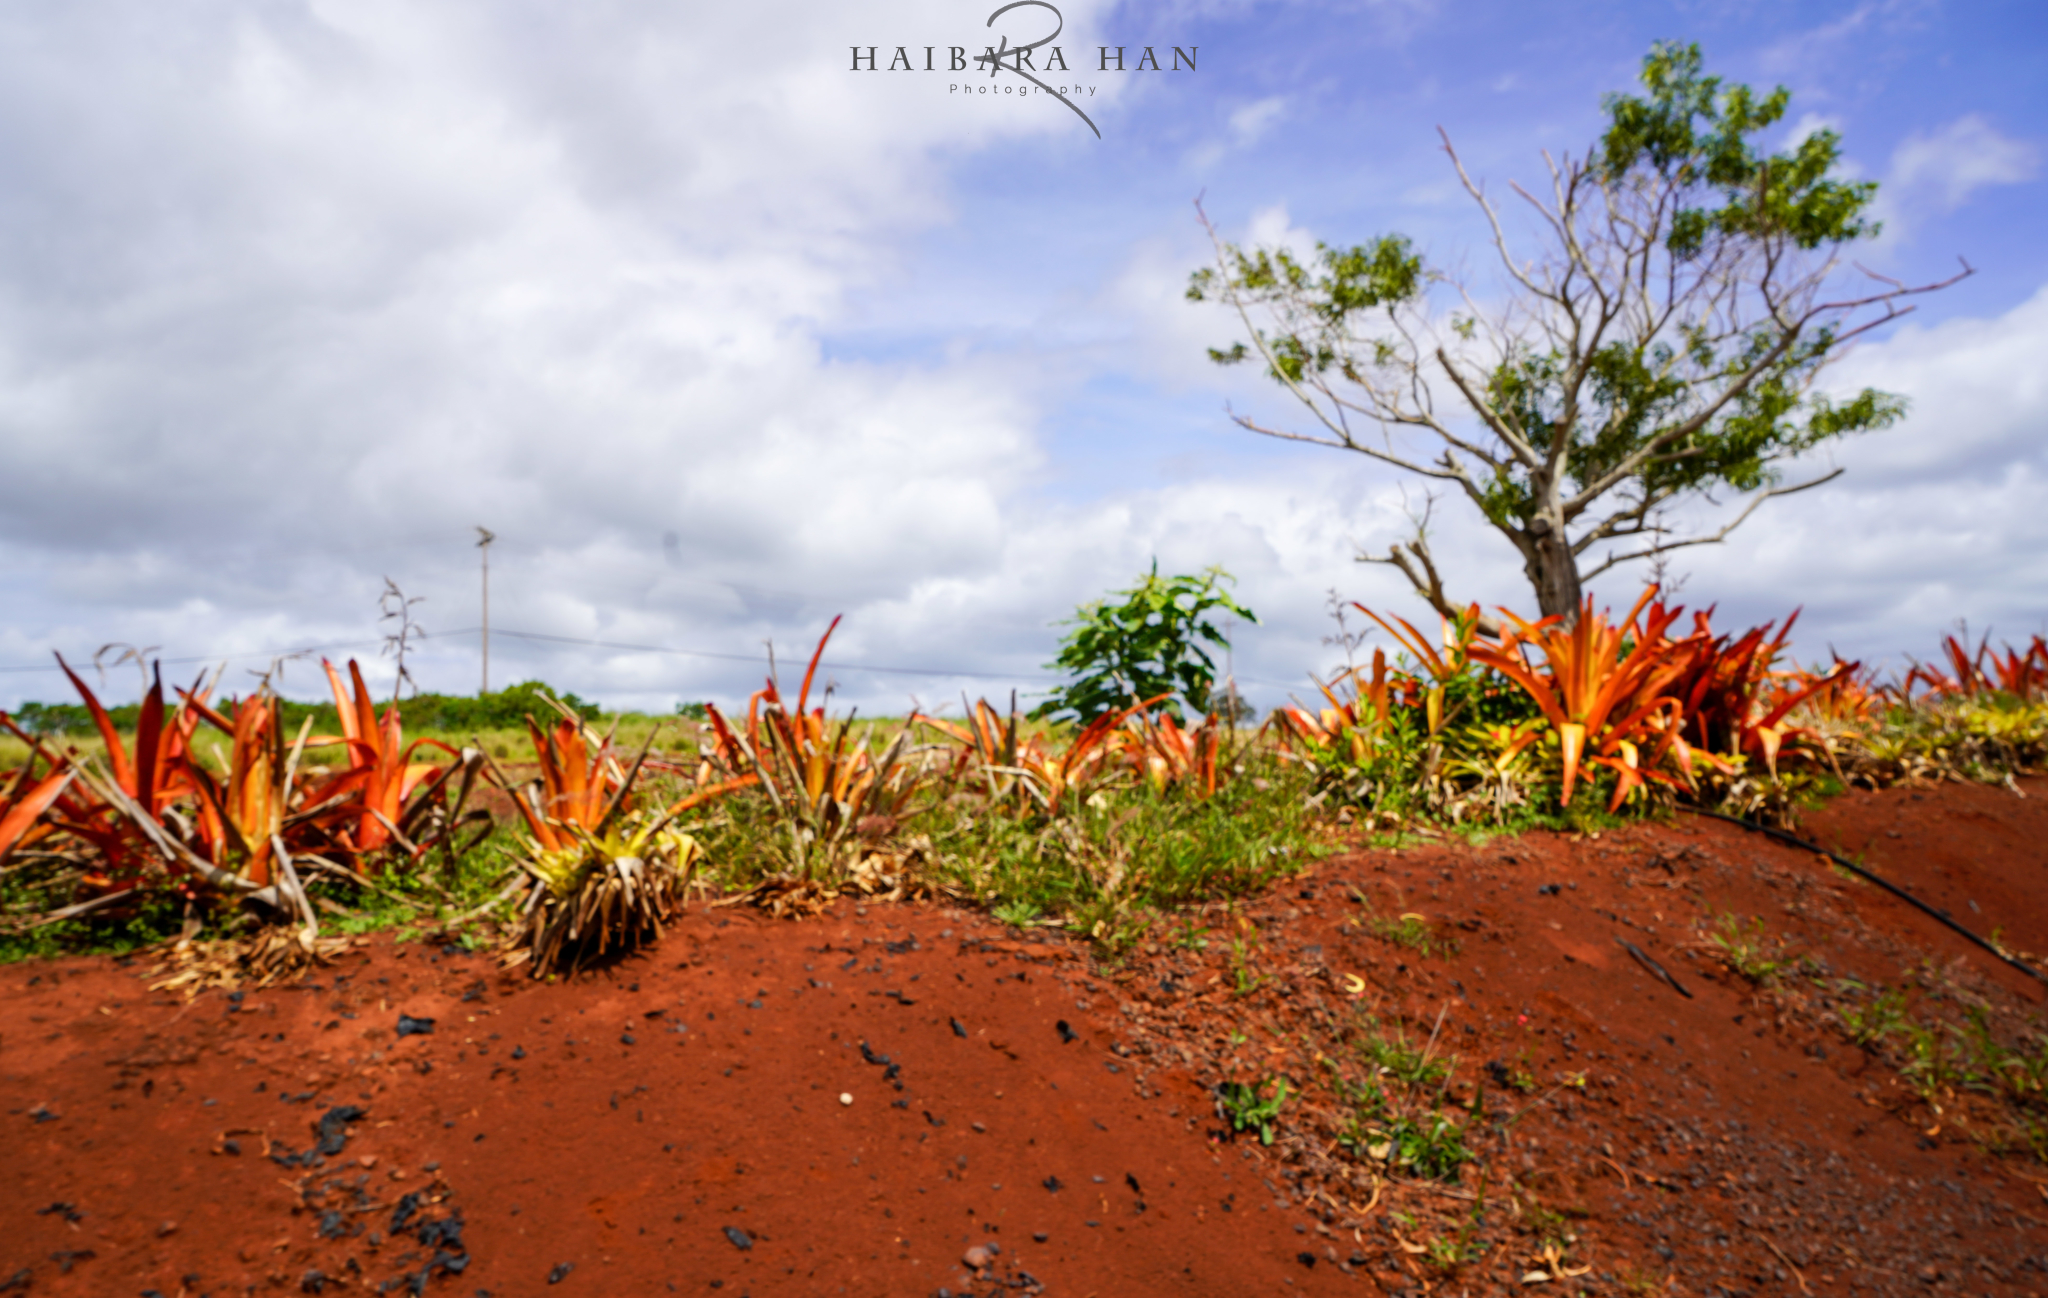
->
[839,1092,853,1106]
[963,1244,994,1269]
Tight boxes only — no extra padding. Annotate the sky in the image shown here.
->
[0,0,2041,716]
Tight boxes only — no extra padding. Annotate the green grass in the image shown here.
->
[1358,910,1460,959]
[1216,1076,1291,1144]
[1359,1016,1455,1088]
[905,759,1326,948]
[0,889,192,964]
[1,823,527,965]
[1707,913,1785,984]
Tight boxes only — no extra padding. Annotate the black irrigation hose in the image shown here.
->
[1681,805,2048,988]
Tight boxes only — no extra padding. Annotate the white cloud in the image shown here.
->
[1757,0,1936,75]
[1784,111,1843,149]
[1889,114,2040,211]
[1228,95,1288,146]
[1184,94,1288,169]
[0,0,1123,708]
[1620,283,2048,664]
[1822,281,2048,482]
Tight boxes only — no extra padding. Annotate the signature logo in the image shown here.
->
[973,2,1098,139]
[850,3,1198,137]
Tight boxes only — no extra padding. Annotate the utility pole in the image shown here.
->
[475,526,495,694]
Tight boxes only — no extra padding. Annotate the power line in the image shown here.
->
[0,625,1062,688]
[1,624,1303,694]
[481,628,1307,692]
[0,637,390,674]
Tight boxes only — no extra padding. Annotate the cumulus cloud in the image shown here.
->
[1783,111,1843,149]
[0,0,1120,708]
[1757,0,1937,75]
[1889,114,2040,211]
[1625,283,2048,662]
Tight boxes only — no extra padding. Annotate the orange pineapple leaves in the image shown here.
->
[1915,632,2048,702]
[703,700,748,770]
[1555,722,1588,803]
[1664,610,1857,775]
[54,655,210,817]
[1353,601,1484,686]
[1789,657,1881,729]
[315,659,461,862]
[1469,587,1694,806]
[176,690,295,885]
[661,773,761,819]
[31,657,217,888]
[935,692,1168,814]
[1587,699,1689,812]
[0,765,76,863]
[921,697,1022,785]
[0,712,149,889]
[510,713,626,851]
[56,653,136,796]
[1271,649,1408,757]
[798,614,841,716]
[1117,707,1228,798]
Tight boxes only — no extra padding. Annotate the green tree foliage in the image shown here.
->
[9,678,599,737]
[1188,42,1967,625]
[1034,564,1258,724]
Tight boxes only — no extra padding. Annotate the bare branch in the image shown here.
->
[1361,527,1506,639]
[1433,347,1540,468]
[1440,129,1551,302]
[1579,469,1844,580]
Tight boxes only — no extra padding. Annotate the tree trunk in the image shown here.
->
[1524,516,1583,625]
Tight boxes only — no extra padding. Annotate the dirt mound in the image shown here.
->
[4,779,2046,1296]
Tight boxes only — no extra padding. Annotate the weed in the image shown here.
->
[1335,1074,1390,1121]
[990,899,1041,928]
[1837,987,1907,1048]
[1425,1230,1481,1271]
[1215,1076,1290,1144]
[1524,1207,1573,1252]
[1359,910,1459,958]
[1385,1111,1475,1180]
[1228,916,1266,996]
[1616,1265,1667,1295]
[1340,1101,1474,1181]
[1071,898,1148,953]
[1954,1008,2048,1106]
[1359,1017,1453,1088]
[1486,1052,1540,1095]
[1170,918,1212,951]
[1897,1018,1961,1103]
[1707,913,1783,983]
[907,757,1322,948]
[0,886,190,963]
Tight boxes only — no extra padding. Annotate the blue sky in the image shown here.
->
[0,0,2041,715]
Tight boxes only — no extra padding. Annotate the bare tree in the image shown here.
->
[1189,42,1969,625]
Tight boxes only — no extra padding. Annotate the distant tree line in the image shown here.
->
[8,678,619,737]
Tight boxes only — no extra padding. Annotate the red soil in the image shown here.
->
[4,779,2046,1297]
